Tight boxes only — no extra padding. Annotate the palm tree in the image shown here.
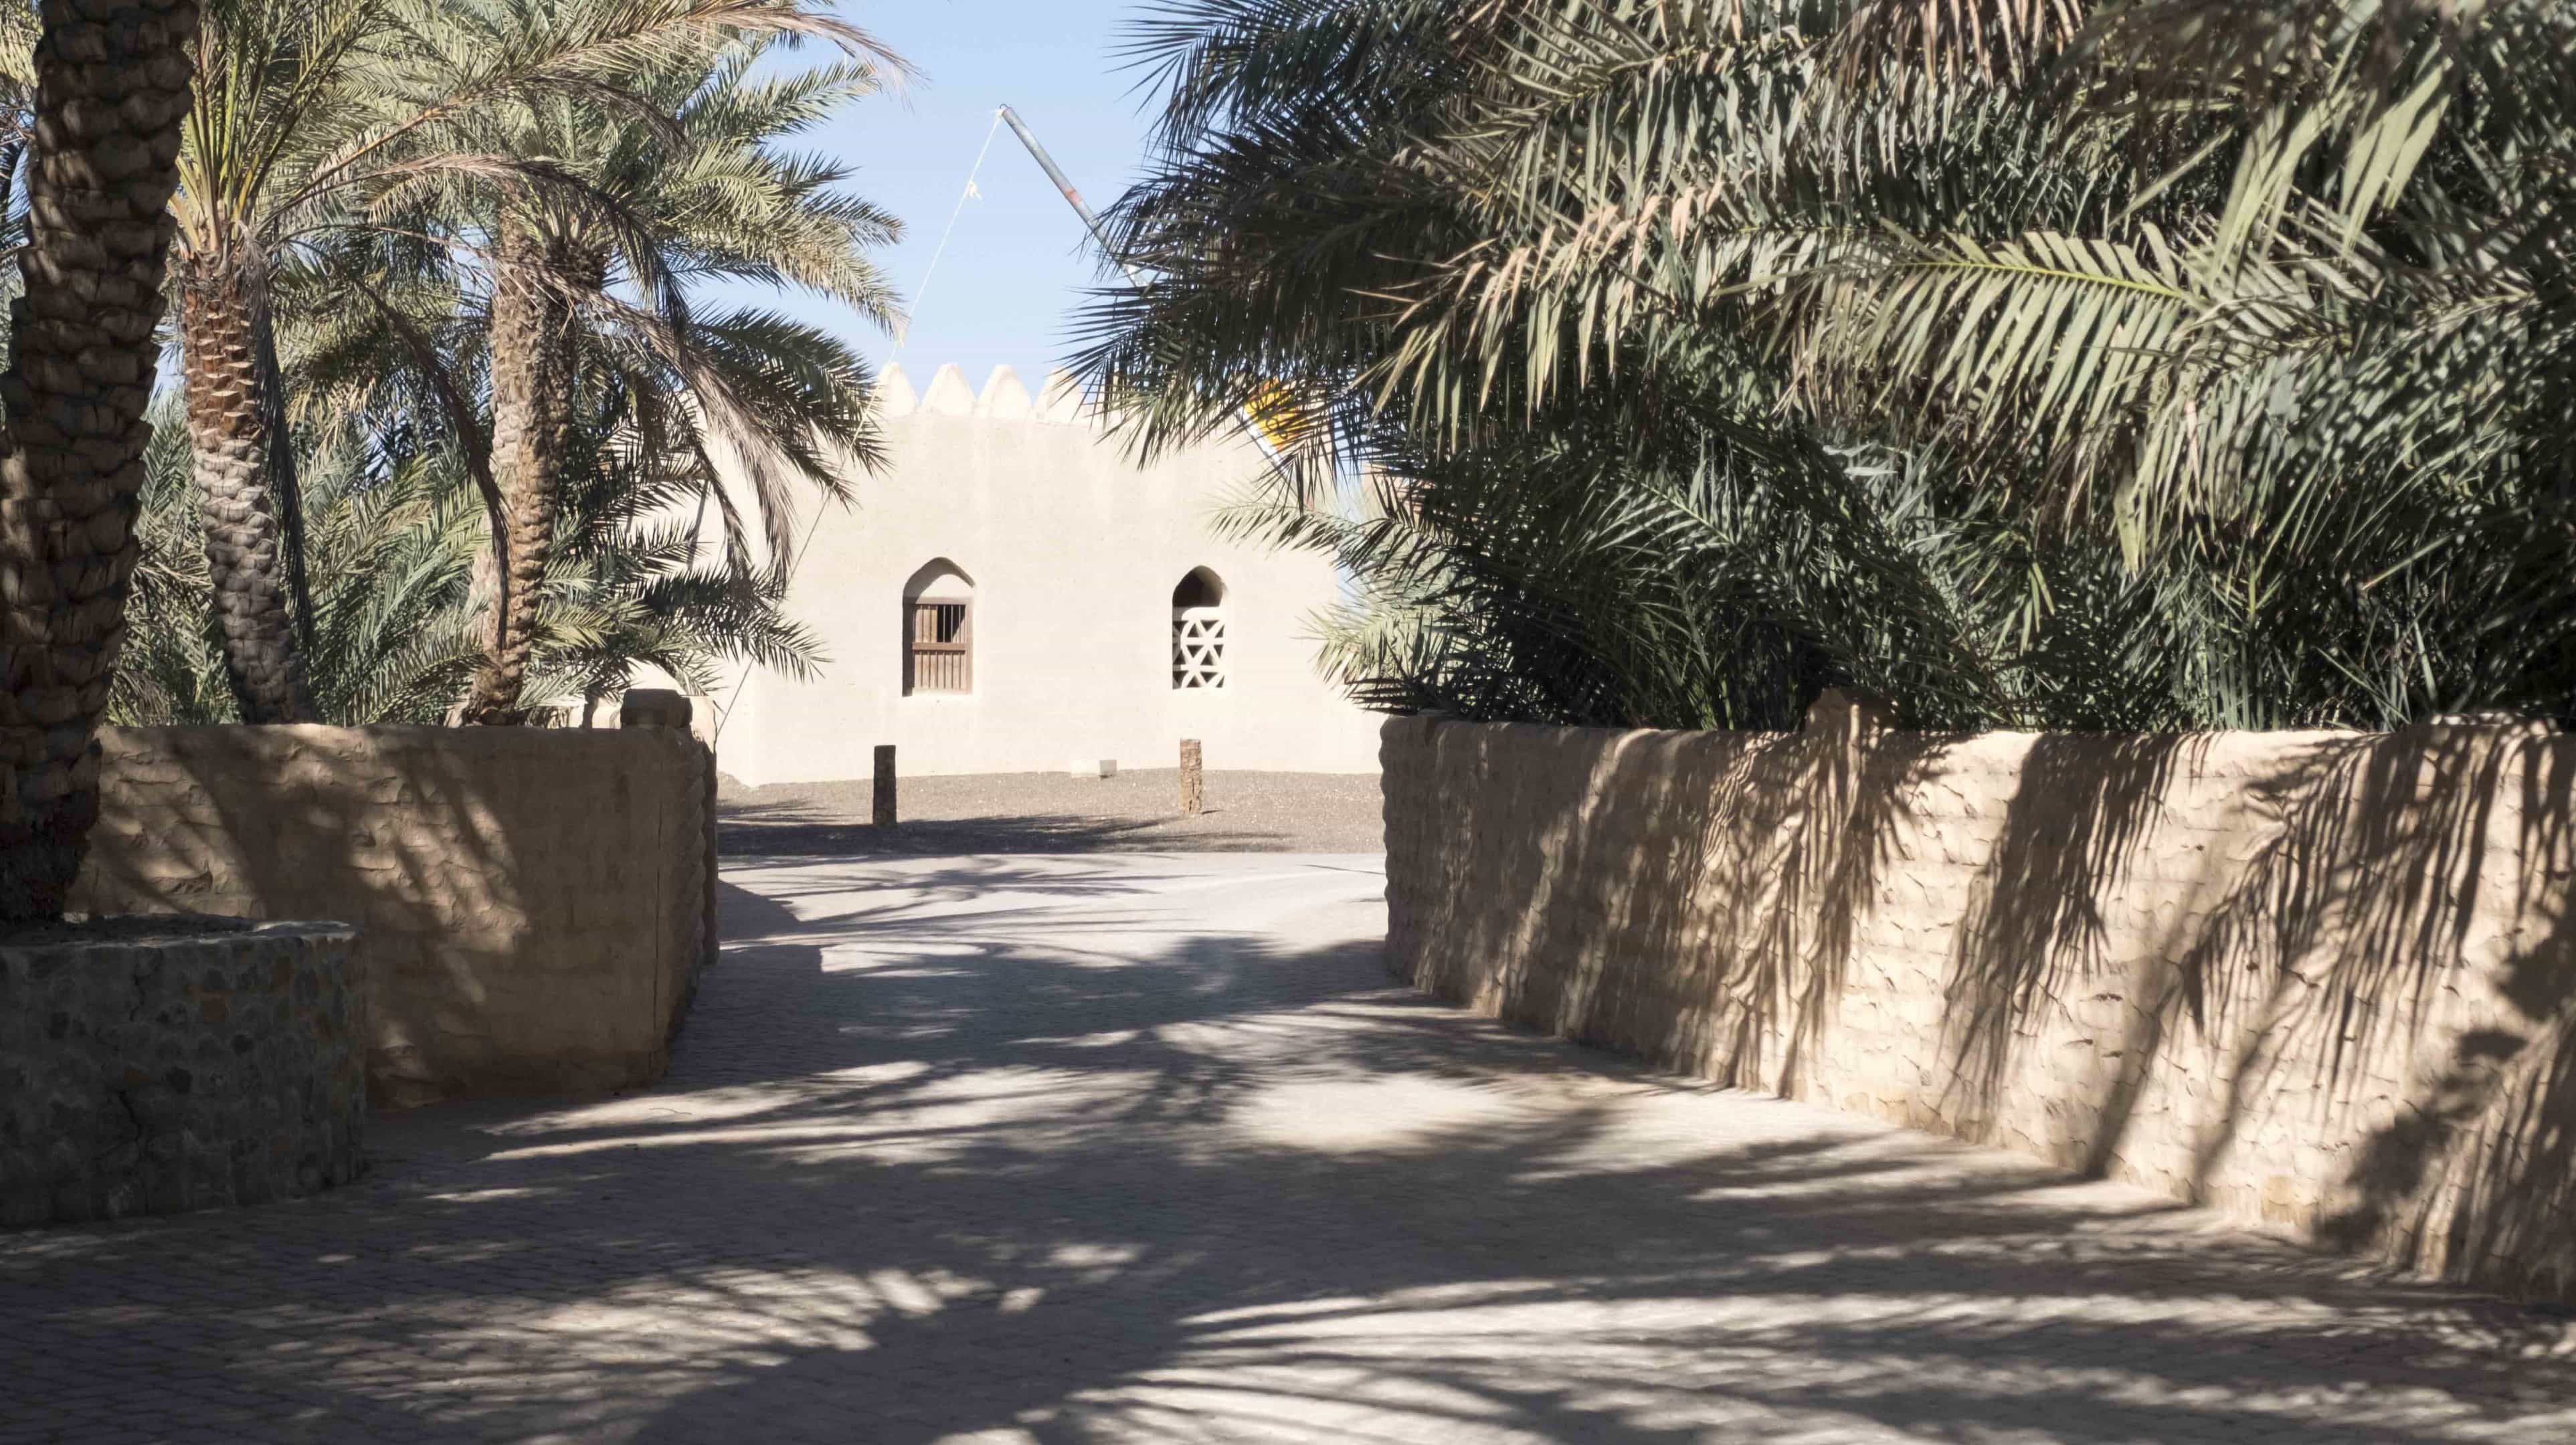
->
[112,386,826,729]
[0,9,35,225]
[0,0,199,922]
[456,27,902,722]
[114,400,482,727]
[168,0,899,722]
[1083,0,2576,731]
[505,369,834,721]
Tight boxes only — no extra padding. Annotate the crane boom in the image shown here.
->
[997,104,1307,470]
[998,105,1149,288]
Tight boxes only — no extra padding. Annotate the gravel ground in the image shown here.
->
[720,767,1384,856]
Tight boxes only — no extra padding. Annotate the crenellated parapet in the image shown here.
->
[872,363,1095,425]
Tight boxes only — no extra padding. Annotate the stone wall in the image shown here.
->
[1,922,364,1225]
[73,726,714,1108]
[1382,706,2576,1302]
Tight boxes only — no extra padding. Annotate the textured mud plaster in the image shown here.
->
[73,726,713,1107]
[1382,710,2576,1303]
[705,363,1385,783]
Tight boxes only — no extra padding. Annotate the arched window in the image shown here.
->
[1172,567,1226,689]
[902,559,974,695]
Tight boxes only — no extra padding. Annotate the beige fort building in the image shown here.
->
[703,362,1383,784]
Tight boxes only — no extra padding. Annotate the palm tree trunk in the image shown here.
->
[177,255,313,724]
[0,0,199,923]
[459,220,577,725]
[254,304,315,656]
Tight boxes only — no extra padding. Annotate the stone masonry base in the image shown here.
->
[1,921,365,1226]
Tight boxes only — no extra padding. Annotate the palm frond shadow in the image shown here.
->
[21,848,2573,1440]
[1940,732,2205,1166]
[1390,714,1953,1100]
[1396,716,2576,1300]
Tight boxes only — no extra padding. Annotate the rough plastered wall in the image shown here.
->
[1382,704,2576,1302]
[709,363,1384,784]
[72,726,713,1108]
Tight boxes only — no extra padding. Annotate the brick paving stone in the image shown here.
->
[3,852,2573,1444]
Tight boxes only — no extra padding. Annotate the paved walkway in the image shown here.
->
[5,853,2573,1444]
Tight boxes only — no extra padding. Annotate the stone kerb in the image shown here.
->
[1,921,365,1226]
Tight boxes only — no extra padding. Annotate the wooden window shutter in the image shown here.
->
[904,598,972,694]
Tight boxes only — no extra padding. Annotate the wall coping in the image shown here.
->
[2,919,357,958]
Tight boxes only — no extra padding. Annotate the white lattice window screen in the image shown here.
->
[1172,609,1226,688]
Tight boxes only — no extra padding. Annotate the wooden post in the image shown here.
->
[1179,739,1203,816]
[872,745,897,827]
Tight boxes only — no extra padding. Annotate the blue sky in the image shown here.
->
[790,1,1172,388]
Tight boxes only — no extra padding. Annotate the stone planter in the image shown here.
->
[0,921,365,1226]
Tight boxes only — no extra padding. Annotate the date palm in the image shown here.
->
[456,28,902,722]
[0,0,199,921]
[114,407,482,727]
[170,0,895,722]
[1087,0,2576,729]
[111,388,824,729]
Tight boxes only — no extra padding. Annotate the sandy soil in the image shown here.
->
[719,767,1384,856]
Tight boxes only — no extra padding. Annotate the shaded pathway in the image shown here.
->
[3,852,2571,1442]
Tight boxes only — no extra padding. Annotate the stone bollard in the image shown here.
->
[1801,687,1894,742]
[620,688,693,730]
[684,693,719,751]
[1180,739,1204,816]
[873,745,897,828]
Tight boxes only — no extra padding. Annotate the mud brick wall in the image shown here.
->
[74,726,713,1107]
[1381,705,2576,1303]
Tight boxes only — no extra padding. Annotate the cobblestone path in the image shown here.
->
[6,853,2573,1443]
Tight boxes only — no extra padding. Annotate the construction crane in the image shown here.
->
[997,106,1149,290]
[984,100,1401,535]
[996,104,1326,483]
